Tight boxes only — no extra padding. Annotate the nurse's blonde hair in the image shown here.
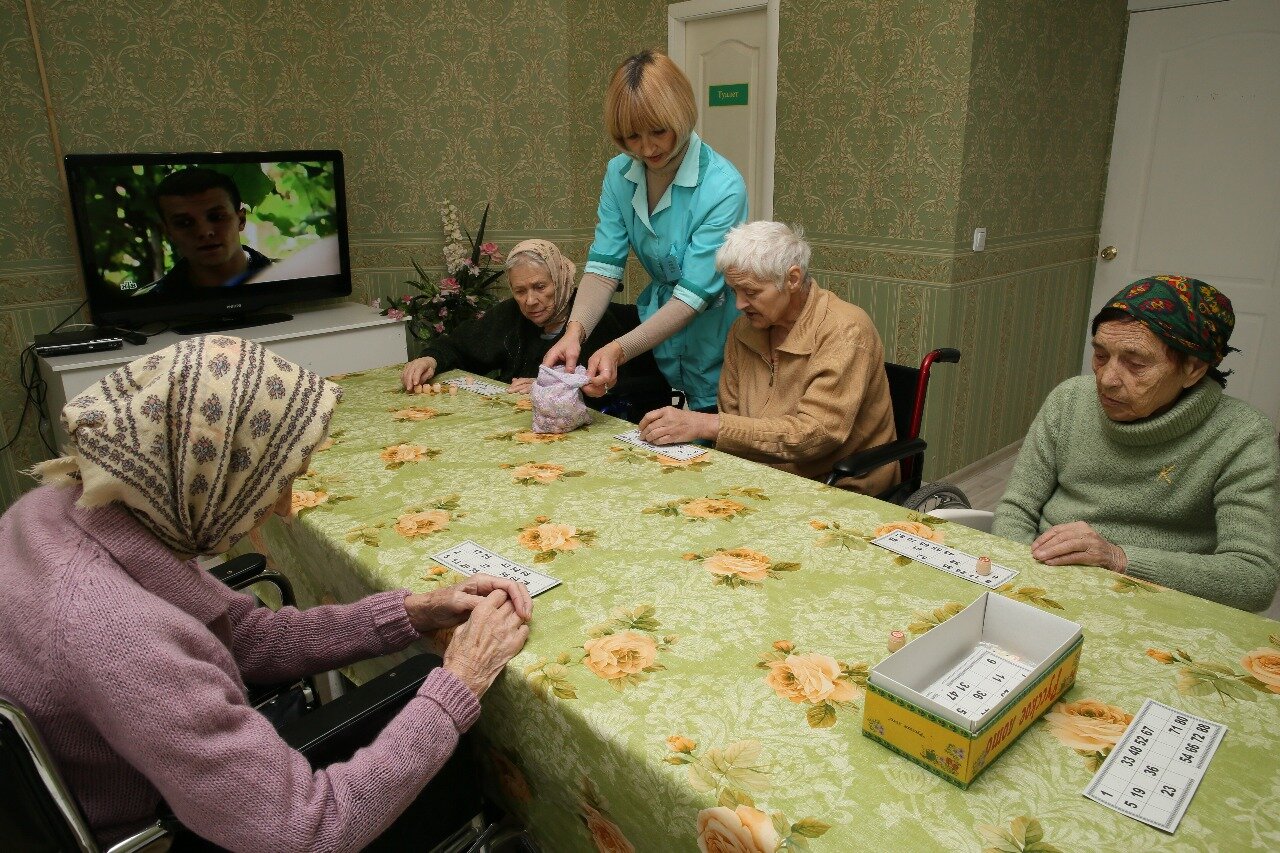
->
[603,50,698,153]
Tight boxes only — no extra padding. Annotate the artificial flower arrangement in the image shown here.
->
[377,201,504,350]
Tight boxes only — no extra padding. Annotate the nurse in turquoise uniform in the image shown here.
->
[543,50,747,412]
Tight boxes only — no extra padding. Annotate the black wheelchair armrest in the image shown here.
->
[209,553,268,589]
[278,653,441,766]
[825,437,927,485]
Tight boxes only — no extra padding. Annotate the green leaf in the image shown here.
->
[806,703,837,728]
[533,551,555,564]
[717,788,755,809]
[770,561,801,572]
[686,761,717,792]
[1214,678,1258,702]
[1242,676,1273,692]
[1194,662,1238,676]
[771,813,791,839]
[790,818,831,839]
[721,739,762,767]
[1020,817,1043,845]
[1269,634,1280,649]
[893,555,913,567]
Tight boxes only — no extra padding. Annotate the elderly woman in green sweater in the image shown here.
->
[994,276,1279,612]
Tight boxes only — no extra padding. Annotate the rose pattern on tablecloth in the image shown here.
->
[681,548,800,588]
[758,641,869,728]
[231,367,1280,852]
[525,605,677,698]
[1043,699,1134,771]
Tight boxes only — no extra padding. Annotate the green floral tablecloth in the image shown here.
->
[242,366,1280,852]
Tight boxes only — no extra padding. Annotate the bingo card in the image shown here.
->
[1083,699,1226,833]
[613,428,709,462]
[921,643,1034,722]
[430,540,561,597]
[872,530,1019,588]
[444,376,508,397]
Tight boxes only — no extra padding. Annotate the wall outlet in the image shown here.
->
[972,227,987,252]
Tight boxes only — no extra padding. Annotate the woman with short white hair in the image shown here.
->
[639,221,899,494]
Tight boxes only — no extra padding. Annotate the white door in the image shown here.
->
[669,0,778,219]
[1087,0,1280,425]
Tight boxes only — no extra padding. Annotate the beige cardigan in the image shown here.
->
[716,284,899,495]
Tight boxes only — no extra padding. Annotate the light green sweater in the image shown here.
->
[994,375,1279,611]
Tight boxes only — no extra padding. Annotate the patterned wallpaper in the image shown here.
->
[0,0,1125,507]
[774,0,1127,483]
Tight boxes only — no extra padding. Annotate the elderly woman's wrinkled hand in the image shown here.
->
[402,356,438,391]
[442,589,531,698]
[404,574,533,633]
[508,377,535,394]
[1032,521,1128,573]
[638,406,719,445]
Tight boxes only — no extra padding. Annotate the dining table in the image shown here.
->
[238,364,1280,852]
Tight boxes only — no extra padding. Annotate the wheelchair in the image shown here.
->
[824,347,972,512]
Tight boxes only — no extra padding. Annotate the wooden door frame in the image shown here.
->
[668,0,779,219]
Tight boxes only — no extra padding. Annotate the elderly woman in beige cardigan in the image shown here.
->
[639,221,899,494]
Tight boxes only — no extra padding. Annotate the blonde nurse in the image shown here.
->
[543,50,747,412]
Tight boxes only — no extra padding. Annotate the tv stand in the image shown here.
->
[35,303,407,444]
[173,311,293,335]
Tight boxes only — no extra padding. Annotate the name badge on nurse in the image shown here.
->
[656,252,682,283]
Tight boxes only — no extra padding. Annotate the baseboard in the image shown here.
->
[942,440,1022,483]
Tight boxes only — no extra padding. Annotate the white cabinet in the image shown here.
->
[36,303,408,442]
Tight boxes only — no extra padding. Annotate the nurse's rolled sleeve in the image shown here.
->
[584,166,631,282]
[671,185,748,312]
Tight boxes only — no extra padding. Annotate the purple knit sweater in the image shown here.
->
[0,485,480,852]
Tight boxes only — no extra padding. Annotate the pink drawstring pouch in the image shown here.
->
[531,365,592,433]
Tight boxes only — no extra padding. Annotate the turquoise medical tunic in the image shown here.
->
[584,132,748,410]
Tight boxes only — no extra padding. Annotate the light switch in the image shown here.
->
[972,227,987,252]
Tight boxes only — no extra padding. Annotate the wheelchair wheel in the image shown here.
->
[902,481,971,513]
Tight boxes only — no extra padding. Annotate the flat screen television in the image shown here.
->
[64,149,352,334]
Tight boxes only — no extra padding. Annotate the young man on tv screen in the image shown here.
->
[135,168,273,296]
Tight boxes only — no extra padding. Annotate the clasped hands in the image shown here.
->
[404,574,532,698]
[1031,521,1128,573]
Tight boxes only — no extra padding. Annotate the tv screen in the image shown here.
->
[64,149,352,333]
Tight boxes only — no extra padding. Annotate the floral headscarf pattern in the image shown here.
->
[506,239,576,330]
[31,335,341,557]
[1106,275,1236,366]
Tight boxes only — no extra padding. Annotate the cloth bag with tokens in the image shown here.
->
[531,364,592,433]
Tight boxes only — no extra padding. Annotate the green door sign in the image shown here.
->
[708,83,748,107]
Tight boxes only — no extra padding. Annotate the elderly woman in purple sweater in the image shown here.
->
[0,335,531,851]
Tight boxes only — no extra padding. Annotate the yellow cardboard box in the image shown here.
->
[862,592,1083,787]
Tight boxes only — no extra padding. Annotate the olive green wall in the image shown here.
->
[0,0,1125,507]
[774,0,1127,481]
[0,0,667,506]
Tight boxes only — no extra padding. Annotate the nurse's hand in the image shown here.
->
[542,322,584,372]
[583,341,624,397]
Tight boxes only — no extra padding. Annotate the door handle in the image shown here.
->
[1100,245,1118,261]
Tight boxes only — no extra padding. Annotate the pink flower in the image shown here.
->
[370,297,381,309]
[440,277,460,294]
[402,294,412,302]
[480,242,498,256]
[439,307,449,317]
[433,322,445,333]
[387,308,406,321]
[475,311,485,320]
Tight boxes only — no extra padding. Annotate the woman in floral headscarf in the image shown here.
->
[0,335,532,851]
[401,238,670,420]
[994,276,1279,611]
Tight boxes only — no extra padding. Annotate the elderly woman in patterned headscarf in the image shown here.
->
[0,336,532,850]
[995,276,1279,612]
[401,238,670,419]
